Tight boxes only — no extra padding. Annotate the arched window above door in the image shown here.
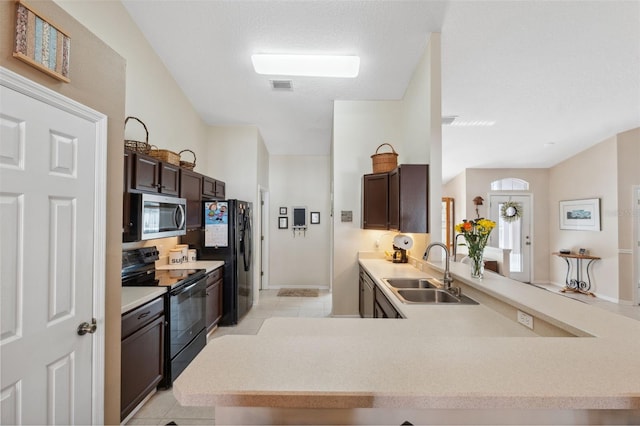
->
[491,178,529,191]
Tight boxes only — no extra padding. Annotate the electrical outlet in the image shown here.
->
[517,310,534,329]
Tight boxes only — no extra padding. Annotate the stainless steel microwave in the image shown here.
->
[124,193,187,242]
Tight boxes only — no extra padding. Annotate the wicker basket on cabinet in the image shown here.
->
[179,149,196,170]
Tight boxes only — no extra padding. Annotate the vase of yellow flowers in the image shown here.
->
[455,218,496,279]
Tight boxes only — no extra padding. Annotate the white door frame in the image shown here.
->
[0,66,107,424]
[634,185,640,305]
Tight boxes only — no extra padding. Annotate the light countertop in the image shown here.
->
[121,286,166,314]
[173,255,640,412]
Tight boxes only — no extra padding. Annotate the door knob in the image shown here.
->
[77,318,97,335]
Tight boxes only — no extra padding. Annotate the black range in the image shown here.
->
[121,246,207,387]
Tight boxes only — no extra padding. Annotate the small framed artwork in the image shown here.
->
[559,198,601,231]
[278,216,288,229]
[578,248,588,256]
[310,211,320,224]
[13,0,71,83]
[279,207,287,215]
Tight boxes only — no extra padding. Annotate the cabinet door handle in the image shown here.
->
[137,311,150,320]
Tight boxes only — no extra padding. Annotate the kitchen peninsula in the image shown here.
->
[173,254,640,425]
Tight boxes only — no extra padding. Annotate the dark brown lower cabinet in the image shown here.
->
[121,297,165,421]
[374,285,402,318]
[359,267,374,318]
[206,267,224,332]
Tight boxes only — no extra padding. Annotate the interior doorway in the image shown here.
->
[259,187,269,290]
[488,194,532,283]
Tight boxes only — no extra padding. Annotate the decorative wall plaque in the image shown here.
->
[13,0,70,82]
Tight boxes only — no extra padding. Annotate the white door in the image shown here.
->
[1,68,106,425]
[488,194,532,283]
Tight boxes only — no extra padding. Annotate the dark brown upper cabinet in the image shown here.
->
[362,164,429,233]
[362,173,389,230]
[179,168,204,229]
[202,176,225,200]
[131,152,180,196]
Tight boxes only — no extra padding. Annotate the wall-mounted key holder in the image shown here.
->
[292,206,307,237]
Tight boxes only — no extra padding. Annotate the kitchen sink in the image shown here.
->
[383,278,439,289]
[393,288,479,305]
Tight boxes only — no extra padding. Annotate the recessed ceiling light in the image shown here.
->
[442,115,458,125]
[251,54,360,78]
[447,120,496,127]
[544,142,556,147]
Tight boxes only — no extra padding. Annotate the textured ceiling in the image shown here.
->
[122,0,640,182]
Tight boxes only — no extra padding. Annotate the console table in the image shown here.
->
[552,252,600,296]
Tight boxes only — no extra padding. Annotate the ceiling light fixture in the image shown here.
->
[251,54,360,78]
[442,115,458,125]
[448,120,496,127]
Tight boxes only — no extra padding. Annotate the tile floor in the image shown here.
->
[125,285,639,425]
[125,289,332,426]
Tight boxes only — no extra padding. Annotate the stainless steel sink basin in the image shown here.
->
[393,288,479,305]
[383,278,438,289]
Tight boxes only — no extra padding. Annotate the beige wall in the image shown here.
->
[208,125,259,203]
[332,34,441,315]
[549,137,620,300]
[268,155,331,288]
[1,0,126,423]
[616,128,640,302]
[403,33,442,240]
[208,125,269,300]
[444,170,467,232]
[55,0,211,174]
[332,100,403,315]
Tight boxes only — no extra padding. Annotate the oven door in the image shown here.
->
[168,276,206,360]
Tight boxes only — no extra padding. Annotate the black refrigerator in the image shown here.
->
[181,199,253,325]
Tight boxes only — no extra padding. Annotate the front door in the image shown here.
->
[488,194,532,283]
[1,69,106,424]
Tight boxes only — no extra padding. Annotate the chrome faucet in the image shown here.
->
[423,242,454,290]
[452,233,465,262]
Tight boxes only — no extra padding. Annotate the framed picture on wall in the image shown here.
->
[279,207,287,215]
[278,216,288,229]
[559,198,601,231]
[310,212,320,224]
